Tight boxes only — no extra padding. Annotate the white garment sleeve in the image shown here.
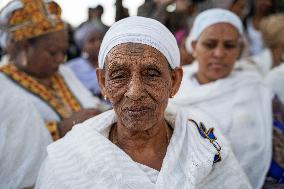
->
[200,147,252,189]
[0,92,52,189]
[229,84,272,189]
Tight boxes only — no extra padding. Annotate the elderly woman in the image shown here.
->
[36,16,251,189]
[66,21,108,98]
[0,0,104,141]
[170,9,272,189]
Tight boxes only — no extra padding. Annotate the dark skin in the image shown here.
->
[82,31,104,68]
[97,43,182,170]
[13,30,99,137]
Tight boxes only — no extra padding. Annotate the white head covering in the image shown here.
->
[186,8,244,53]
[75,20,108,50]
[98,16,180,69]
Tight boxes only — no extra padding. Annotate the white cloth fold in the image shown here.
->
[265,63,284,104]
[169,63,272,189]
[98,16,180,69]
[36,109,251,189]
[0,79,52,189]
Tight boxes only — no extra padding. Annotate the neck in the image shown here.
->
[113,120,171,170]
[195,72,211,84]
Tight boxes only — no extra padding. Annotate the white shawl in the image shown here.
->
[36,109,251,189]
[0,80,52,188]
[0,64,102,122]
[169,63,272,189]
[265,63,284,104]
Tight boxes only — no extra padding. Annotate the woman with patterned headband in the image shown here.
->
[36,16,251,189]
[0,0,103,187]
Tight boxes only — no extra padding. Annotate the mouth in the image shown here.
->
[209,62,227,70]
[123,106,151,118]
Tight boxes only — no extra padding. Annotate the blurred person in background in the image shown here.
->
[0,0,103,142]
[237,13,284,76]
[115,0,129,21]
[169,9,272,189]
[244,0,277,56]
[66,20,110,104]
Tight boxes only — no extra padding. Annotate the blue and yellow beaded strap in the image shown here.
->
[188,119,222,163]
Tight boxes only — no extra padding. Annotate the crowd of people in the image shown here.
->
[0,0,284,188]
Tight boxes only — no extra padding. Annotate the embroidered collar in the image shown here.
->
[0,64,82,119]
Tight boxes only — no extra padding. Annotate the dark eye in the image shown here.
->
[145,69,161,78]
[224,43,238,49]
[203,42,217,49]
[48,51,57,56]
[110,71,127,80]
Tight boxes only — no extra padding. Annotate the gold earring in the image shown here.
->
[170,94,175,98]
[104,95,108,101]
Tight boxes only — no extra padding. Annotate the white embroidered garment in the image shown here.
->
[36,109,251,189]
[0,80,52,188]
[265,63,284,104]
[169,63,272,189]
[0,64,102,122]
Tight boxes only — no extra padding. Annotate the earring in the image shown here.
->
[104,95,108,101]
[20,51,28,67]
[170,94,175,98]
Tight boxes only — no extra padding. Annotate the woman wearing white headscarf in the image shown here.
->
[35,16,251,189]
[170,8,272,189]
[66,21,109,98]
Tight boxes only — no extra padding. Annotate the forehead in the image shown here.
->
[34,30,68,47]
[105,43,169,69]
[199,23,240,41]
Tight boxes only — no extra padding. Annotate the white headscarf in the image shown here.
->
[186,8,244,53]
[98,16,180,69]
[74,20,108,50]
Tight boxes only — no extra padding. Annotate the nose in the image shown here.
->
[213,45,225,59]
[125,74,146,100]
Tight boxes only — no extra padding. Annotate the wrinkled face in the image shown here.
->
[97,43,182,131]
[25,30,68,78]
[192,23,241,84]
[82,31,104,63]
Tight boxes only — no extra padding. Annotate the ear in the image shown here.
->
[191,41,197,58]
[96,68,107,97]
[170,67,183,97]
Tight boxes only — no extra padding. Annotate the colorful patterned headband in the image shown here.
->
[1,0,64,41]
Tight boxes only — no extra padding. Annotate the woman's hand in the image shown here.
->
[58,108,100,137]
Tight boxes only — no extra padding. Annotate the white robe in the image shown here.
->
[0,64,103,122]
[169,63,272,189]
[36,109,251,189]
[265,63,284,104]
[0,79,52,188]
